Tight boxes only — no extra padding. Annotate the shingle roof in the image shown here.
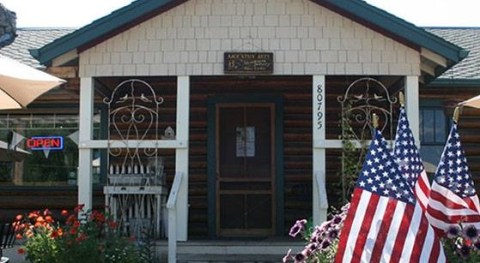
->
[0,28,74,68]
[426,28,480,80]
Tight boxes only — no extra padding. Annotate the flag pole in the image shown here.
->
[453,106,462,123]
[399,92,405,107]
[372,113,379,129]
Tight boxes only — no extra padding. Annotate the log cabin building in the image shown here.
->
[0,0,479,247]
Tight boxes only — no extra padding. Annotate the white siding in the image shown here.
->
[79,0,421,77]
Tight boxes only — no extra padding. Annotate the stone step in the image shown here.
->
[177,254,282,263]
[154,240,304,263]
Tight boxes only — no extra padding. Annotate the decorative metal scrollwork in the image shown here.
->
[104,79,164,184]
[337,77,397,141]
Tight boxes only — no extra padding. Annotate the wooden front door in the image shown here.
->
[216,103,275,237]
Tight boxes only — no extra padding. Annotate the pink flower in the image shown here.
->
[289,219,307,237]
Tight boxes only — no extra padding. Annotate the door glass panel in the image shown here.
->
[245,107,271,178]
[218,107,244,177]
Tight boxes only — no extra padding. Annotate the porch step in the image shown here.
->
[177,254,282,263]
[155,240,304,263]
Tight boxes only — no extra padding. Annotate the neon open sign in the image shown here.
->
[26,136,64,151]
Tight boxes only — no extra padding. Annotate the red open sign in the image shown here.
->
[26,136,64,151]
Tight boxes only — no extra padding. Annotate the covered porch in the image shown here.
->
[75,74,420,240]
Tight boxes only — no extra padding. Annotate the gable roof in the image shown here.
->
[426,27,480,86]
[0,28,74,68]
[29,0,467,81]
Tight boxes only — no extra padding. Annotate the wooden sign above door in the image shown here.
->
[224,52,274,75]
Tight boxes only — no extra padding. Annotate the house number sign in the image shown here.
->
[224,52,273,74]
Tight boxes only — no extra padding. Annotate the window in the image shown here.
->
[419,104,449,173]
[0,114,101,186]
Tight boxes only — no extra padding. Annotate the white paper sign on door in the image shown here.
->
[236,127,255,157]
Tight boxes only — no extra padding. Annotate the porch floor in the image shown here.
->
[156,239,305,262]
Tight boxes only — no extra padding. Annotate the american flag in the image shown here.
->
[426,122,480,234]
[394,107,431,210]
[335,129,445,263]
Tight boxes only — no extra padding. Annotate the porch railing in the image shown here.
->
[315,171,329,220]
[166,171,183,263]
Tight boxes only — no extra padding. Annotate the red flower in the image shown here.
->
[90,210,106,223]
[66,215,76,225]
[75,233,86,242]
[17,248,25,254]
[51,231,59,238]
[107,221,118,229]
[15,233,23,240]
[61,210,69,217]
[15,214,23,221]
[28,211,38,219]
[74,204,85,213]
[45,215,54,224]
[70,227,77,235]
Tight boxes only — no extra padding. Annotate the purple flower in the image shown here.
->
[475,240,480,250]
[294,251,306,263]
[446,225,461,238]
[289,219,307,238]
[306,242,318,252]
[327,228,339,240]
[331,214,343,225]
[282,249,292,263]
[463,224,479,241]
[322,239,332,249]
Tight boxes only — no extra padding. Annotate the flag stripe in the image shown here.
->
[379,201,405,262]
[425,122,480,237]
[352,193,380,263]
[429,186,477,210]
[408,205,428,262]
[424,227,444,263]
[335,188,362,263]
[360,196,389,262]
[415,171,431,210]
[390,202,412,261]
[426,202,480,223]
[369,198,396,262]
[336,128,445,262]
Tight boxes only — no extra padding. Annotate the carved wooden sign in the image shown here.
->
[224,52,274,74]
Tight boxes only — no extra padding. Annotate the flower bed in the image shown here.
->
[284,203,480,262]
[15,205,149,263]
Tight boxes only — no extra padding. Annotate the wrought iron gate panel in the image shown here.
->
[103,79,167,239]
[337,77,397,203]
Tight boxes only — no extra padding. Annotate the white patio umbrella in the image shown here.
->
[460,94,480,109]
[0,55,65,109]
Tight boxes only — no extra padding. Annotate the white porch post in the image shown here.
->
[312,75,328,225]
[404,76,420,147]
[175,76,190,241]
[78,77,94,210]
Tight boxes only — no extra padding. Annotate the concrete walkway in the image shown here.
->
[2,246,27,263]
